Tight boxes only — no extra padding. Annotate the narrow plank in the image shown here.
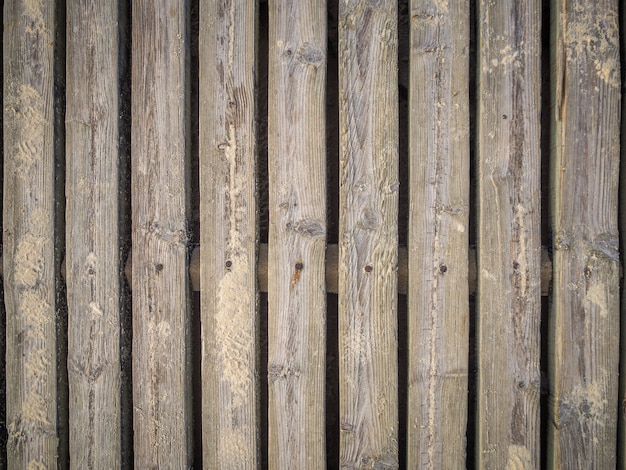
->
[267,1,327,467]
[199,0,259,467]
[65,1,121,468]
[338,1,399,467]
[131,1,191,467]
[548,1,621,467]
[407,0,470,468]
[476,0,542,467]
[3,1,58,468]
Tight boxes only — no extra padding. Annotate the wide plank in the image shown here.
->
[548,1,621,467]
[476,0,543,467]
[200,0,259,467]
[407,0,470,467]
[131,1,192,467]
[338,1,399,467]
[3,1,58,468]
[65,2,121,467]
[267,1,327,467]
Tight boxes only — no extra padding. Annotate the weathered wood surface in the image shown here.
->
[200,0,259,467]
[3,1,58,468]
[476,1,542,467]
[131,0,192,467]
[620,2,626,466]
[548,1,621,467]
[65,2,121,468]
[407,0,470,467]
[338,1,399,467]
[267,1,327,467]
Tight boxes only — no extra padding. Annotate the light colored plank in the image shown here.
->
[619,2,626,466]
[548,1,621,467]
[476,1,542,467]
[407,1,470,468]
[131,1,192,467]
[200,0,259,467]
[65,2,121,468]
[267,1,327,467]
[338,1,399,467]
[3,1,58,468]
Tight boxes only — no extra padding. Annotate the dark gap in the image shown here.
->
[117,0,134,467]
[397,0,410,467]
[467,0,477,467]
[397,294,408,469]
[189,0,202,467]
[325,293,339,467]
[618,0,626,466]
[53,0,69,467]
[257,2,269,468]
[257,1,269,245]
[539,0,552,468]
[259,291,269,469]
[325,0,340,465]
[0,3,6,468]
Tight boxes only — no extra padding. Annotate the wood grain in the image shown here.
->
[338,1,399,467]
[3,1,58,468]
[476,1,542,467]
[131,1,192,467]
[65,2,121,467]
[548,1,621,467]
[407,1,470,467]
[267,1,327,467]
[200,0,259,467]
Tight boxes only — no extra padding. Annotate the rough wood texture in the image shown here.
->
[200,1,259,467]
[267,1,327,467]
[65,2,121,467]
[3,1,58,468]
[620,3,626,466]
[476,1,542,467]
[548,1,621,467]
[338,1,399,467]
[131,1,192,467]
[407,1,470,467]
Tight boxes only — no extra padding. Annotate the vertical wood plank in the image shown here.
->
[619,1,626,465]
[131,1,191,467]
[476,1,542,467]
[3,1,58,468]
[65,2,121,468]
[338,1,399,467]
[200,1,259,467]
[407,0,470,467]
[548,1,621,467]
[267,1,327,467]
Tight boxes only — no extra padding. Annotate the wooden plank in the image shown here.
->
[407,1,470,468]
[267,1,327,467]
[199,0,258,467]
[3,1,58,468]
[476,1,542,467]
[65,1,121,468]
[548,1,621,467]
[619,2,626,466]
[131,1,191,467]
[338,1,399,467]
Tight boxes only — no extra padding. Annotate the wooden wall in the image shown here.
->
[1,0,624,468]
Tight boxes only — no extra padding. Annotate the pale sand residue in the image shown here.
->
[13,234,45,288]
[584,283,608,318]
[505,445,532,470]
[215,255,254,407]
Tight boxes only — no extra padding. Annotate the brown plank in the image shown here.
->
[407,1,470,467]
[3,1,58,468]
[548,1,621,467]
[131,1,192,467]
[65,2,121,467]
[338,1,399,467]
[476,0,542,467]
[267,1,327,467]
[199,0,259,467]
